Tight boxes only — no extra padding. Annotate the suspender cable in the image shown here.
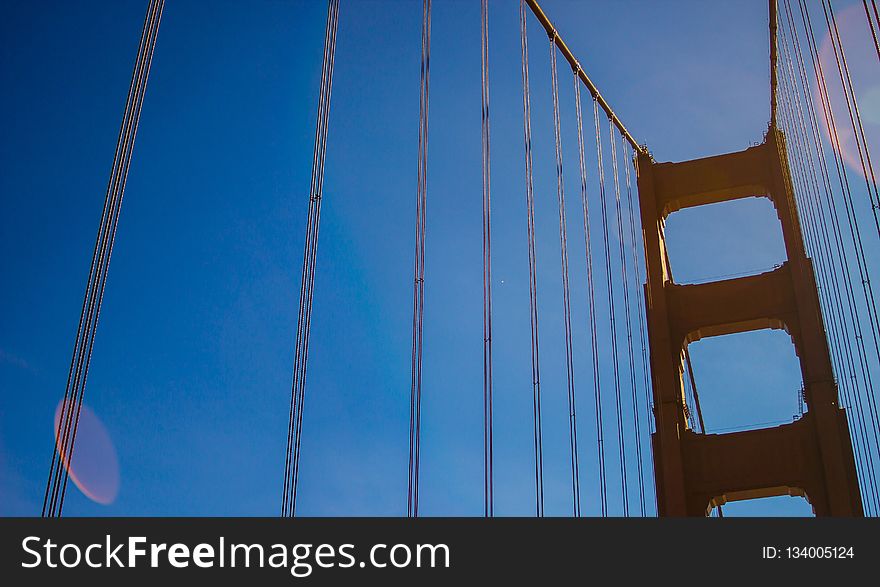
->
[771,0,780,126]
[407,0,431,518]
[623,143,655,512]
[801,0,880,462]
[776,64,878,513]
[824,0,880,241]
[520,0,544,517]
[778,16,878,512]
[480,0,495,518]
[815,0,880,366]
[683,348,706,434]
[595,100,628,516]
[657,221,707,439]
[864,0,880,64]
[804,0,880,393]
[659,203,702,436]
[791,0,880,511]
[44,0,163,518]
[574,70,607,516]
[283,0,340,517]
[607,121,631,516]
[681,356,697,430]
[57,0,161,515]
[549,34,581,517]
[780,2,880,511]
[282,0,340,518]
[617,134,646,515]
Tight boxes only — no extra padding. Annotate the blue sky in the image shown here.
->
[2,0,873,517]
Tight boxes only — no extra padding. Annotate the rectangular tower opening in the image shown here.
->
[663,196,787,285]
[684,328,804,434]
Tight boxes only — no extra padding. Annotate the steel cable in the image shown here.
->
[283,0,340,517]
[480,0,494,518]
[573,71,607,517]
[407,0,431,518]
[520,0,544,517]
[549,34,581,517]
[44,0,163,517]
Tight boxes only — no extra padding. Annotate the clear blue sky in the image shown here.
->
[2,0,872,517]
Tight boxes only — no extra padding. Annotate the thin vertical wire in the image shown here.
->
[623,143,655,514]
[825,0,880,235]
[48,0,159,516]
[619,135,647,516]
[607,119,630,516]
[549,34,581,517]
[283,0,340,518]
[781,0,880,512]
[408,0,431,519]
[480,0,494,518]
[46,0,164,517]
[864,0,880,64]
[574,72,607,517]
[520,0,544,517]
[594,99,628,516]
[800,0,880,473]
[810,0,880,379]
[778,11,879,512]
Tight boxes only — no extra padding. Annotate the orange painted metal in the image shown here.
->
[636,129,863,516]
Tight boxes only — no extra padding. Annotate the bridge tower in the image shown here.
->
[635,127,863,516]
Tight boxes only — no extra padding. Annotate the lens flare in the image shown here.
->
[814,3,879,181]
[53,401,120,505]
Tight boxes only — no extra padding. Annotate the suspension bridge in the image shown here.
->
[38,0,880,517]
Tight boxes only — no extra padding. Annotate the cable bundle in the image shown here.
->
[407,0,432,519]
[282,0,340,518]
[43,0,164,518]
[480,0,495,519]
[548,32,581,517]
[519,0,545,518]
[774,0,880,515]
